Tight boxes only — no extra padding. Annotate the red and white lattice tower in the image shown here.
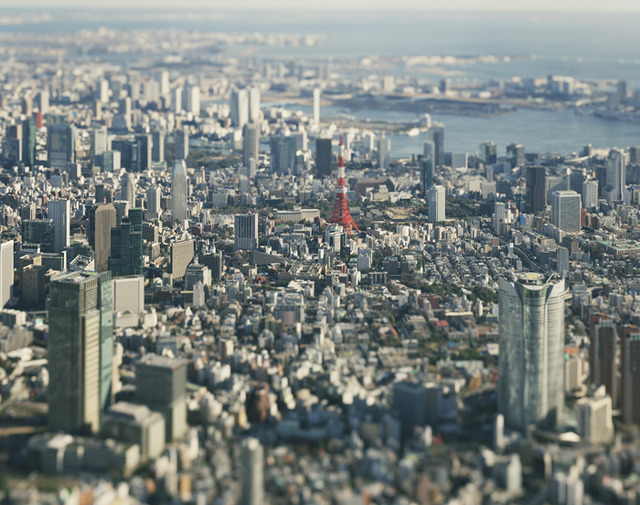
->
[330,136,359,234]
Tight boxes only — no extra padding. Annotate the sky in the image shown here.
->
[9,0,640,11]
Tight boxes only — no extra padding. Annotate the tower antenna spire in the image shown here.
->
[329,136,359,234]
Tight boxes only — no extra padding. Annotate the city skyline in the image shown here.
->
[1,2,640,503]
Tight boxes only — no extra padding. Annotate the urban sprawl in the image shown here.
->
[0,21,640,505]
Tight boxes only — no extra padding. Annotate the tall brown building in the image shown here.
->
[621,325,640,426]
[592,319,618,406]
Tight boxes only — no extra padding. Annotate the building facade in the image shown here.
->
[171,160,189,221]
[552,190,582,233]
[48,199,70,253]
[428,185,445,223]
[48,271,113,434]
[498,273,565,431]
[235,214,258,251]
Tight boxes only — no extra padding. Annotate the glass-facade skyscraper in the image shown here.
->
[47,123,75,170]
[109,214,143,277]
[428,124,444,168]
[428,185,445,223]
[171,160,189,221]
[48,199,70,253]
[48,270,113,434]
[22,116,36,169]
[525,165,546,214]
[498,273,565,432]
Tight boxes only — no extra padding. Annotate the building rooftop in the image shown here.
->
[107,402,152,422]
[138,353,187,370]
[51,269,102,284]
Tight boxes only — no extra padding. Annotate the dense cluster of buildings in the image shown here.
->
[2,14,640,505]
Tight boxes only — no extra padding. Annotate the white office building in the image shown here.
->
[552,190,582,233]
[171,160,189,221]
[428,185,446,223]
[0,241,13,308]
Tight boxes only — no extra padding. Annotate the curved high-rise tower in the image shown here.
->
[498,273,565,432]
[171,160,189,221]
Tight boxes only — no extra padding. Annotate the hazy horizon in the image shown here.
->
[8,0,640,12]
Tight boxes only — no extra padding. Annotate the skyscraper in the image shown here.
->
[47,123,75,170]
[591,319,617,406]
[235,214,258,251]
[21,219,55,252]
[38,89,50,115]
[377,137,391,169]
[552,190,582,233]
[498,273,565,431]
[569,167,586,193]
[428,125,444,168]
[48,199,70,253]
[121,172,136,209]
[621,325,640,426]
[606,148,626,202]
[2,123,22,164]
[173,86,183,113]
[243,123,260,168]
[151,129,165,163]
[93,126,109,162]
[136,354,188,442]
[175,128,189,161]
[248,86,261,123]
[111,138,143,172]
[22,116,36,169]
[113,200,130,226]
[95,183,112,205]
[89,204,116,272]
[241,438,264,505]
[101,150,121,172]
[421,141,434,195]
[231,88,249,128]
[479,141,498,165]
[557,246,569,278]
[171,160,189,221]
[582,179,598,211]
[146,185,161,220]
[428,185,445,223]
[316,138,332,178]
[506,142,525,168]
[171,239,195,279]
[135,134,152,171]
[183,82,200,116]
[494,202,507,235]
[97,78,109,103]
[526,165,546,214]
[48,270,113,434]
[270,135,298,174]
[109,217,143,277]
[157,70,169,96]
[0,240,13,308]
[118,97,132,130]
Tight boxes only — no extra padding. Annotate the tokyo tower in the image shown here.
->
[330,136,359,234]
